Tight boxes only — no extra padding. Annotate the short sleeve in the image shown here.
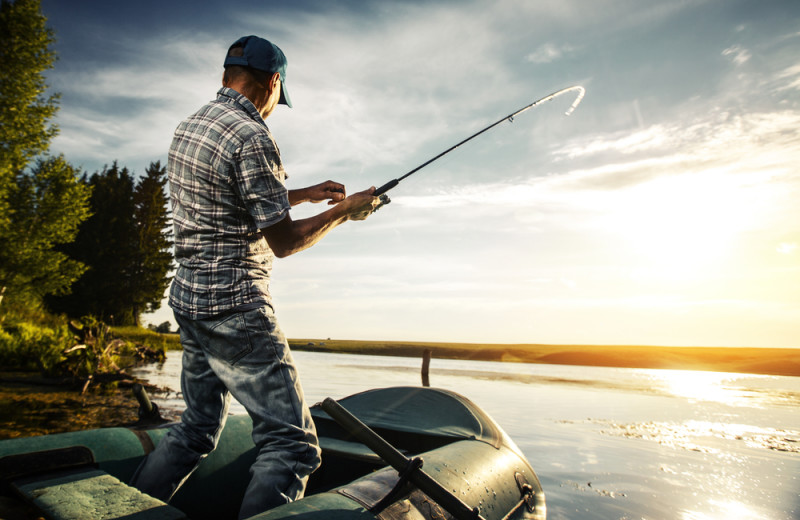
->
[232,133,291,229]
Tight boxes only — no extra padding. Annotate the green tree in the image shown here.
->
[130,161,173,321]
[0,0,91,308]
[48,163,138,323]
[49,162,174,326]
[0,0,58,195]
[0,157,91,304]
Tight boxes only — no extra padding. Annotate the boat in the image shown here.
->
[0,386,546,519]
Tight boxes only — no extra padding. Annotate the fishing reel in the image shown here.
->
[375,193,391,211]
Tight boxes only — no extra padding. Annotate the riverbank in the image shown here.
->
[0,372,179,440]
[3,340,797,439]
[289,339,800,377]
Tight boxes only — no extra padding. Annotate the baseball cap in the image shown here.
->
[224,35,292,108]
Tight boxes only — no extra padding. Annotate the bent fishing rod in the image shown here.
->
[373,85,586,202]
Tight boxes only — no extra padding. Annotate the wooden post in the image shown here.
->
[421,348,432,387]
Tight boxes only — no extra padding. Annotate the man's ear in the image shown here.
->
[270,71,281,89]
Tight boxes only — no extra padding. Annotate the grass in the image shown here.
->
[288,338,800,377]
[112,326,182,351]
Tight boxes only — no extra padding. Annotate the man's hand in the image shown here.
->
[262,186,383,258]
[339,187,382,221]
[290,180,346,206]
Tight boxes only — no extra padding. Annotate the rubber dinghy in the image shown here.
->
[0,386,546,520]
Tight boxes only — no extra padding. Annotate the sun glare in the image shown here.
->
[637,368,764,407]
[601,170,764,280]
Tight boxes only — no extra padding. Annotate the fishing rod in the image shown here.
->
[373,85,586,201]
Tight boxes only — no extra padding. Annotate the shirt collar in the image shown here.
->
[216,87,265,125]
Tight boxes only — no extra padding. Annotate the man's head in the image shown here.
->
[223,36,292,114]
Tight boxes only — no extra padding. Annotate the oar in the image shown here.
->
[321,397,486,520]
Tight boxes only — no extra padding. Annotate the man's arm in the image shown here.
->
[262,187,378,258]
[288,180,346,206]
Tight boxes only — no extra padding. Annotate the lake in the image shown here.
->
[132,350,800,520]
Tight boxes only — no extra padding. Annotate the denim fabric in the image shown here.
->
[130,306,321,519]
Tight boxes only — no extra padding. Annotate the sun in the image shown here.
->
[601,169,759,281]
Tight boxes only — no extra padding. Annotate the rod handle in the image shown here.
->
[374,179,399,197]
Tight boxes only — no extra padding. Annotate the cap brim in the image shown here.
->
[279,80,292,108]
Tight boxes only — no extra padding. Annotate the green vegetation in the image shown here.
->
[0,0,174,385]
[0,303,171,380]
[47,161,174,325]
[112,325,181,352]
[0,0,92,307]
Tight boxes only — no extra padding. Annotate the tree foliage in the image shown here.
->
[48,162,173,325]
[131,161,173,318]
[0,0,91,307]
[0,0,59,226]
[0,157,92,304]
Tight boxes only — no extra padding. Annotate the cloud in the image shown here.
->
[722,44,752,66]
[777,243,797,254]
[526,42,577,64]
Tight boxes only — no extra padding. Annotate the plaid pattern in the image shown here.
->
[168,88,291,319]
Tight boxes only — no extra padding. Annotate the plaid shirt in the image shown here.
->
[168,88,291,319]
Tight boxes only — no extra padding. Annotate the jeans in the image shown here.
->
[130,305,321,519]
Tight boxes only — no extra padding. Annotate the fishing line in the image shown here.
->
[373,85,586,205]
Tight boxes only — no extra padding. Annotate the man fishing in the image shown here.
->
[130,35,381,519]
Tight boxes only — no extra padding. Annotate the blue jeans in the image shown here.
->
[130,305,321,519]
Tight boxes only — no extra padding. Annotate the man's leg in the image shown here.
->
[197,305,321,519]
[130,313,231,501]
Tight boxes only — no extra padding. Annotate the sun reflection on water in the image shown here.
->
[635,368,763,407]
[681,499,764,520]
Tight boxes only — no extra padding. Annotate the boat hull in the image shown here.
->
[0,386,545,520]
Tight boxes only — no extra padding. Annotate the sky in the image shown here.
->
[37,0,800,348]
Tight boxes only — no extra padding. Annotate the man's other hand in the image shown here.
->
[306,180,346,205]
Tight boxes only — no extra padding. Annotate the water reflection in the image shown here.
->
[681,499,763,520]
[131,351,800,520]
[635,369,758,407]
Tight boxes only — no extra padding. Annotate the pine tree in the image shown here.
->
[130,161,173,322]
[48,163,138,323]
[48,162,174,326]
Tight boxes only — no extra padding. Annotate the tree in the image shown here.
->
[0,0,59,204]
[130,161,173,321]
[0,0,91,308]
[48,161,173,326]
[48,163,138,323]
[0,157,91,304]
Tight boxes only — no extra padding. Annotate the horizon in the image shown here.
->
[39,0,800,348]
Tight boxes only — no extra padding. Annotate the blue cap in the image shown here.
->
[224,35,292,108]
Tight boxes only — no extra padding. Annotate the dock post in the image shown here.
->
[421,349,431,387]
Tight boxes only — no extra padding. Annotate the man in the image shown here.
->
[130,35,382,519]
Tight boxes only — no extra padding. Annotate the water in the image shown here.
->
[132,351,800,520]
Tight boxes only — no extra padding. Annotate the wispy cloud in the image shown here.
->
[722,44,751,66]
[526,42,577,64]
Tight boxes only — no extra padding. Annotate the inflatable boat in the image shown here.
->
[0,386,545,519]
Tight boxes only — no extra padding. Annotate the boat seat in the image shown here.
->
[1,447,186,520]
[12,468,186,520]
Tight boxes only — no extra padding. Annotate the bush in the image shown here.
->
[0,319,72,374]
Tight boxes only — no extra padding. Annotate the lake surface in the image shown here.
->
[132,351,800,520]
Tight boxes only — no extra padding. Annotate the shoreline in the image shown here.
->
[289,339,800,378]
[2,341,797,439]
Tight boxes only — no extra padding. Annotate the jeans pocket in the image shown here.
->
[204,312,253,365]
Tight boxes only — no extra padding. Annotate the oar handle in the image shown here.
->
[321,398,485,520]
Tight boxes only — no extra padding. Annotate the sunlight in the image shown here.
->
[681,499,764,520]
[637,369,751,407]
[600,169,767,280]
